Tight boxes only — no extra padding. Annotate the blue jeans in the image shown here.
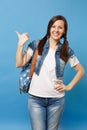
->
[28,94,65,130]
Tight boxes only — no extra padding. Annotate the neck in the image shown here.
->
[48,38,59,50]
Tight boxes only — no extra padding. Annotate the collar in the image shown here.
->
[43,39,62,52]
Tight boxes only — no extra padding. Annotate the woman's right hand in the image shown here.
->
[16,31,29,46]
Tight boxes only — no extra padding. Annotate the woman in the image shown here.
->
[16,15,85,130]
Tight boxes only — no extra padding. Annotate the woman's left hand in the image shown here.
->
[54,83,71,92]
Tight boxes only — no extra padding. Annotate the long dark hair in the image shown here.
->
[38,15,69,62]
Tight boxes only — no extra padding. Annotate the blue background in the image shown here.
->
[0,0,87,130]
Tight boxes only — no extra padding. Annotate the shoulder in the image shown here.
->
[68,46,74,57]
[28,40,39,51]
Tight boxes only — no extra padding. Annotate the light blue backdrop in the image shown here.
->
[0,0,87,130]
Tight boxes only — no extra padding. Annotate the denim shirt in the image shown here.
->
[28,40,74,79]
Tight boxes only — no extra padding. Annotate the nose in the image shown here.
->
[55,27,59,32]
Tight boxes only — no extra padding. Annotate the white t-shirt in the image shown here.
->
[27,47,79,98]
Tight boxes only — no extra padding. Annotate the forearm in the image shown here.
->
[66,64,85,91]
[16,44,24,68]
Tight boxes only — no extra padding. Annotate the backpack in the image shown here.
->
[19,41,39,94]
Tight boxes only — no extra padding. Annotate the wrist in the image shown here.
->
[18,42,24,47]
[65,85,72,91]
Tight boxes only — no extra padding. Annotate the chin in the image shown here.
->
[53,37,60,41]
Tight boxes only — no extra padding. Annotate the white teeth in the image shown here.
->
[53,34,59,36]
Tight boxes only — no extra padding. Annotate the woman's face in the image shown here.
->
[50,20,65,41]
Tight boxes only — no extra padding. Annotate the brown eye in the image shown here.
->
[59,26,63,29]
[52,25,56,28]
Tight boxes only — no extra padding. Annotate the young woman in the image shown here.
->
[16,15,85,130]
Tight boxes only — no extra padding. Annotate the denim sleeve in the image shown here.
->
[68,47,74,58]
[27,40,37,51]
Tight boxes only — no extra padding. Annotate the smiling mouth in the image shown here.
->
[53,33,60,37]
